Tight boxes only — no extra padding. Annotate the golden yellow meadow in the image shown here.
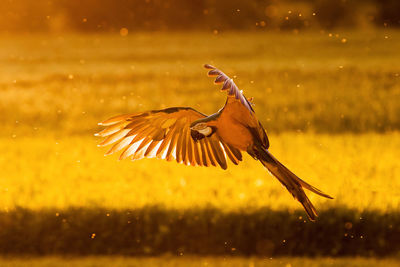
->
[1,133,400,212]
[1,31,399,214]
[1,30,400,264]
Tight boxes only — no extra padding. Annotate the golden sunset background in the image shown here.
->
[1,0,400,266]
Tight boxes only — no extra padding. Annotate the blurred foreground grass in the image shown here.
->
[1,133,399,212]
[1,257,399,267]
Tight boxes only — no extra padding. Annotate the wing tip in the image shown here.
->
[308,215,317,222]
[203,64,254,112]
[104,149,114,156]
[204,63,215,69]
[308,186,334,199]
[207,69,220,77]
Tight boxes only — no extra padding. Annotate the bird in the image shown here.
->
[96,64,333,221]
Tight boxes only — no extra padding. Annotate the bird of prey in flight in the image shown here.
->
[96,64,333,221]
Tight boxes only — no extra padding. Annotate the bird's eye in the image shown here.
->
[197,123,206,129]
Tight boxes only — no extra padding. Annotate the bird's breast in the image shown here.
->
[215,100,257,151]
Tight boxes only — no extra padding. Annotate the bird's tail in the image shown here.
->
[256,148,333,221]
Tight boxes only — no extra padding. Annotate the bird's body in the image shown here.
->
[96,64,332,220]
[210,100,258,151]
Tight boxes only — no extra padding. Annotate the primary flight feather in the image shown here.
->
[96,64,333,221]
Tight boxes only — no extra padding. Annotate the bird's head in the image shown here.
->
[190,122,215,141]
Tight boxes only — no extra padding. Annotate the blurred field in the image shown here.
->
[1,31,400,256]
[1,30,399,212]
[1,133,399,212]
[1,256,399,267]
[1,31,400,136]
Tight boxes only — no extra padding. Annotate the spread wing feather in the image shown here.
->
[204,64,254,112]
[96,107,242,169]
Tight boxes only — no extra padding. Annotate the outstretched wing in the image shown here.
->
[204,64,254,112]
[96,107,242,169]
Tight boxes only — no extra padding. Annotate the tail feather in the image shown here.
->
[257,148,332,221]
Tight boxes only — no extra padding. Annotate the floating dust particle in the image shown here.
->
[345,222,353,230]
[254,179,263,187]
[120,28,128,37]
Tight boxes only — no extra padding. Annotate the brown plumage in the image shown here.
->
[96,64,333,221]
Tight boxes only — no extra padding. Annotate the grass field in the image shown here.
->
[1,133,400,212]
[1,30,399,212]
[1,31,400,136]
[1,30,400,258]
